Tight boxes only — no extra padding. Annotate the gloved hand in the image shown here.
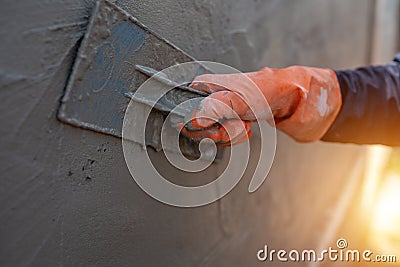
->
[180,66,342,145]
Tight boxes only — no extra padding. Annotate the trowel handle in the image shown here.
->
[135,64,210,97]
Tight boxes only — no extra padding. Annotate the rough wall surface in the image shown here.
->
[0,0,371,266]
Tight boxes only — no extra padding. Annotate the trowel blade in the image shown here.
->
[58,0,221,159]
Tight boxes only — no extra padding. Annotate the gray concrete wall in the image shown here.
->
[0,0,372,266]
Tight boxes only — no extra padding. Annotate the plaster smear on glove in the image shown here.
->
[317,87,330,117]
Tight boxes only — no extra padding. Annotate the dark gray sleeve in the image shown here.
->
[322,54,400,146]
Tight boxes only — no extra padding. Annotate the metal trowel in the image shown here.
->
[58,0,221,159]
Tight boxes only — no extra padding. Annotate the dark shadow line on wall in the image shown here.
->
[56,35,85,121]
[366,0,377,64]
[398,3,400,52]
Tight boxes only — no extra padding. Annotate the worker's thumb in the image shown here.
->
[190,74,239,94]
[189,91,250,129]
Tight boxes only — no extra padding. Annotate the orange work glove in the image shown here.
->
[180,66,342,145]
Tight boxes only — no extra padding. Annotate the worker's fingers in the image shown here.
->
[183,120,251,146]
[189,91,251,129]
[217,127,253,147]
[180,119,251,146]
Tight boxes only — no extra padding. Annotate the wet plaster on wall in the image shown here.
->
[1,0,371,266]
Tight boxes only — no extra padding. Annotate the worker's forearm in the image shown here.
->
[322,54,400,146]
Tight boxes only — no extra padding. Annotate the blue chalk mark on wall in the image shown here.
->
[72,20,147,132]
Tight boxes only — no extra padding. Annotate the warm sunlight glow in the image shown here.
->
[362,146,391,212]
[370,173,400,254]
